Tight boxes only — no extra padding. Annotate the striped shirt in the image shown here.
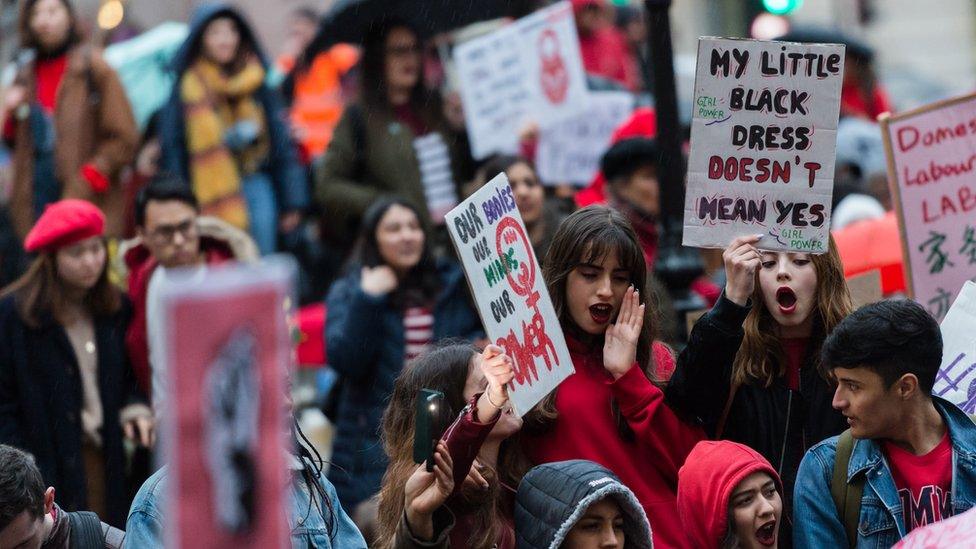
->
[404,306,434,363]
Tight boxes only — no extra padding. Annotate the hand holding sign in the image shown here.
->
[476,345,516,422]
[604,286,645,380]
[723,235,764,307]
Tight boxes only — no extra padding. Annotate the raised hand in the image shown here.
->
[404,441,454,540]
[603,286,645,380]
[479,345,515,408]
[723,234,763,306]
[360,265,398,296]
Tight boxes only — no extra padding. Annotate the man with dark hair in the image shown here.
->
[794,299,976,547]
[123,174,258,414]
[0,445,123,549]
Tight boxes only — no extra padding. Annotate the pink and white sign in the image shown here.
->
[453,1,589,159]
[880,93,976,320]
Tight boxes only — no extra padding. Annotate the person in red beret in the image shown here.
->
[0,199,152,528]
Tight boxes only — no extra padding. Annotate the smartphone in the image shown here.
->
[413,388,447,472]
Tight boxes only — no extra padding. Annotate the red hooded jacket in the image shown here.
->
[677,440,784,548]
[521,337,703,548]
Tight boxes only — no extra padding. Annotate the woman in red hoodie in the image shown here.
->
[677,440,784,549]
[518,205,704,549]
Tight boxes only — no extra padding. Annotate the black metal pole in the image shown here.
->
[644,0,705,345]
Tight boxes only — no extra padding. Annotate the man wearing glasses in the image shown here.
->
[123,175,258,419]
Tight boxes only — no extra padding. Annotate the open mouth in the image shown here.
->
[776,287,797,315]
[589,303,613,325]
[755,520,777,546]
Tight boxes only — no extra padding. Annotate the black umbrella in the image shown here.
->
[284,0,531,98]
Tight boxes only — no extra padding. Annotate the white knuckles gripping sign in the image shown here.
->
[683,37,846,254]
[446,173,574,416]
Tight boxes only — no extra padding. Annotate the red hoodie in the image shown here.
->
[521,336,703,549]
[677,441,784,548]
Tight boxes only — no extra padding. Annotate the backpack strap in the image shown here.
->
[830,429,863,549]
[66,511,105,549]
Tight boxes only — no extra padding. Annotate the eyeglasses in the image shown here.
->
[148,219,197,245]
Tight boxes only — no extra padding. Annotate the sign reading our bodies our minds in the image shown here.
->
[683,37,845,253]
[879,93,976,321]
[446,173,574,416]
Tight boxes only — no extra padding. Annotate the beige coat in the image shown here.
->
[8,46,138,239]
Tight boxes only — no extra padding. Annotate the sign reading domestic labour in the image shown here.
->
[536,91,635,185]
[932,281,976,412]
[683,37,845,253]
[454,1,589,159]
[446,173,574,415]
[159,259,295,549]
[879,92,976,321]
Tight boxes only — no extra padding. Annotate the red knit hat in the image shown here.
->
[24,199,106,253]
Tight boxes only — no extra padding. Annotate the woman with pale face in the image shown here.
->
[666,234,854,537]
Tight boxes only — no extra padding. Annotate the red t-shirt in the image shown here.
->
[883,432,953,533]
[782,337,808,391]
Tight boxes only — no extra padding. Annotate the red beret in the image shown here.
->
[24,199,106,253]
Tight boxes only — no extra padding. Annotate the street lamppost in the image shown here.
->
[644,0,705,344]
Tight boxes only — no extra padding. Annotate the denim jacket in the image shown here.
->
[125,460,367,548]
[793,397,976,548]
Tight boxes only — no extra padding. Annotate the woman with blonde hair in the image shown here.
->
[665,234,854,541]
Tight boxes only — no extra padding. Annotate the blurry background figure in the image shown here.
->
[324,198,481,515]
[277,6,359,165]
[159,3,307,256]
[572,0,639,92]
[0,200,152,528]
[1,0,138,243]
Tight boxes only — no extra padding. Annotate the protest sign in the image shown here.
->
[879,93,976,321]
[159,259,295,549]
[446,173,574,415]
[454,1,589,159]
[683,37,845,253]
[536,91,634,185]
[932,281,976,412]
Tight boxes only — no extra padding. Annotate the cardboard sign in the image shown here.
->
[932,281,976,412]
[159,259,294,549]
[683,37,845,253]
[454,1,589,159]
[536,91,635,185]
[879,93,976,321]
[445,173,574,415]
[847,269,883,308]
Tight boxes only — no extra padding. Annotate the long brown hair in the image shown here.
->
[732,236,853,387]
[0,245,120,328]
[376,344,521,549]
[524,205,659,435]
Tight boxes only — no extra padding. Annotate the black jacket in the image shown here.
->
[664,293,847,530]
[0,295,144,527]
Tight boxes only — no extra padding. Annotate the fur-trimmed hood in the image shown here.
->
[515,460,653,549]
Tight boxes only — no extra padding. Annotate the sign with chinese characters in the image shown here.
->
[683,37,845,254]
[879,93,976,320]
[445,173,574,416]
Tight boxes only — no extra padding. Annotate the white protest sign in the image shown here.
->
[445,173,574,415]
[454,1,589,160]
[683,37,845,253]
[536,91,635,185]
[932,281,976,413]
[879,93,976,321]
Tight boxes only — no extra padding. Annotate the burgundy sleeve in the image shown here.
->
[440,394,499,495]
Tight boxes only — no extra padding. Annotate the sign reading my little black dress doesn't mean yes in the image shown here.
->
[682,37,846,254]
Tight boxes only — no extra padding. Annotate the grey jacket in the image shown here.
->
[514,460,653,549]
